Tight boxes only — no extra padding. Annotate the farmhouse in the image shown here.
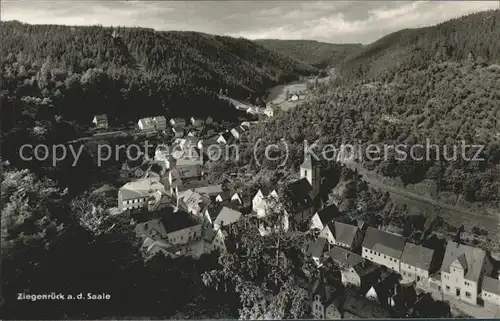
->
[118,178,166,211]
[362,227,406,273]
[213,206,242,231]
[400,242,437,287]
[138,117,155,131]
[319,221,364,251]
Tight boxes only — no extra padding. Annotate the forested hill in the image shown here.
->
[0,21,316,99]
[0,21,318,162]
[337,9,500,83]
[255,39,362,69]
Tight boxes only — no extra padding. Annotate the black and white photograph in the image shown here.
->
[1,0,499,319]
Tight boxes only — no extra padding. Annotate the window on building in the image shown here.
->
[446,286,450,291]
[465,291,471,298]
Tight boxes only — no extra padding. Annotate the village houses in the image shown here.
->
[169,117,186,128]
[439,240,493,306]
[138,116,166,132]
[310,204,342,230]
[190,116,204,127]
[361,227,406,273]
[400,242,438,287]
[310,278,343,319]
[319,221,364,251]
[216,131,233,144]
[230,125,247,140]
[481,276,500,308]
[92,114,108,129]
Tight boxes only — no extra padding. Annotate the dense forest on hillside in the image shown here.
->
[337,10,500,82]
[233,59,500,207]
[256,39,362,68]
[0,21,317,175]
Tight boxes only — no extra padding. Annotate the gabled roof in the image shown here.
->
[482,276,500,295]
[323,245,364,267]
[440,241,487,282]
[214,206,242,228]
[153,116,166,122]
[306,237,327,258]
[178,190,211,214]
[194,184,224,197]
[93,114,107,121]
[138,117,155,128]
[401,243,435,271]
[362,227,406,259]
[218,131,233,141]
[119,178,165,200]
[170,165,202,179]
[327,221,359,246]
[315,204,342,225]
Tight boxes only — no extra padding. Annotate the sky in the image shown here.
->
[1,0,499,44]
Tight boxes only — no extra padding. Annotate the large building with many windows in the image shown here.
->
[361,227,406,273]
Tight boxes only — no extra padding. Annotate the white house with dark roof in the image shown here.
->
[169,118,186,128]
[216,131,233,144]
[216,191,243,205]
[252,187,276,218]
[118,178,166,211]
[319,221,364,251]
[440,241,493,305]
[306,237,328,266]
[92,114,108,129]
[153,116,167,130]
[264,105,274,117]
[300,154,321,200]
[481,276,500,307]
[138,117,156,131]
[230,126,246,140]
[310,204,342,230]
[400,242,437,287]
[362,227,406,273]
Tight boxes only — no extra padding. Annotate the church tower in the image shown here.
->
[300,153,320,199]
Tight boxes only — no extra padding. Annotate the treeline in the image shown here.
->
[0,21,317,174]
[255,39,362,69]
[337,9,500,82]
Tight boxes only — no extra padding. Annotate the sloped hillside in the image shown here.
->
[337,9,500,82]
[236,60,500,207]
[255,39,362,69]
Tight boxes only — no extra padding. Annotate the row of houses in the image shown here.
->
[305,218,500,312]
[235,104,274,118]
[91,114,207,132]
